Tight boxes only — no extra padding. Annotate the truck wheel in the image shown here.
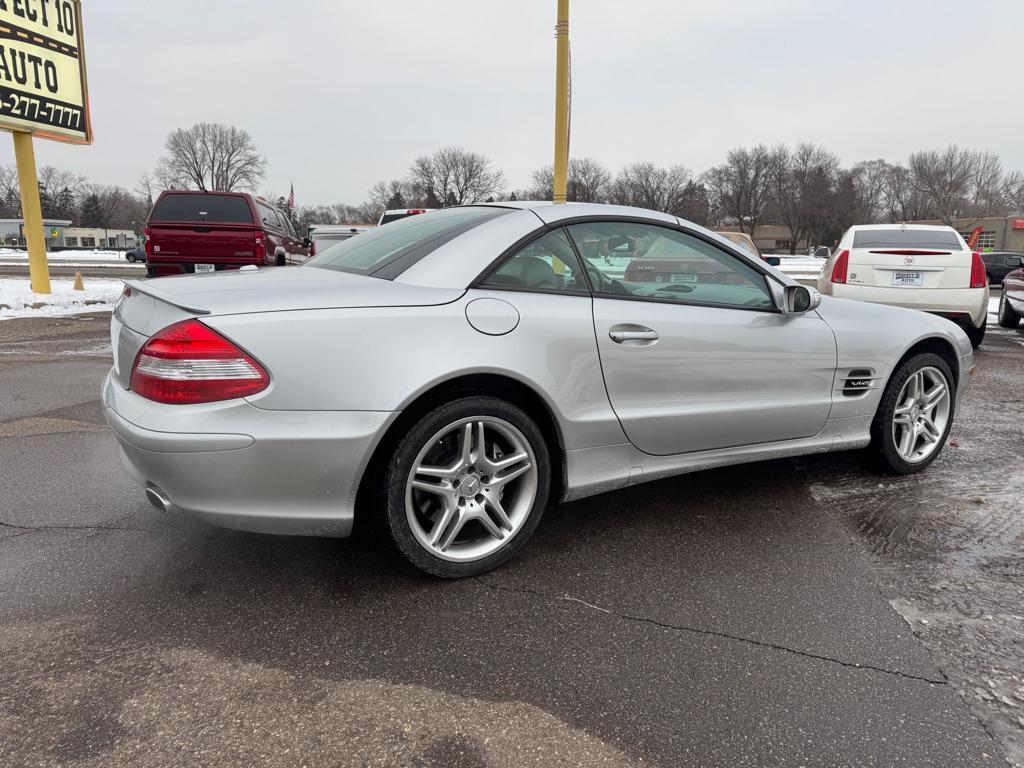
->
[998,293,1021,328]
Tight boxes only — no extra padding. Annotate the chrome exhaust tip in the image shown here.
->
[145,485,172,513]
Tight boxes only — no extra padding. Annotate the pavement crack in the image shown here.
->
[0,517,155,535]
[477,579,948,686]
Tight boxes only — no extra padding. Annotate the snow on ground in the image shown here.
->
[0,248,142,268]
[0,276,124,320]
[774,255,824,281]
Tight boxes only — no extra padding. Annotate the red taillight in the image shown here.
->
[254,231,267,263]
[309,241,316,257]
[406,209,426,216]
[143,226,152,256]
[130,320,269,404]
[970,251,986,288]
[830,249,850,283]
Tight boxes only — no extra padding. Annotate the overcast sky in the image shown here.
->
[1,0,1020,206]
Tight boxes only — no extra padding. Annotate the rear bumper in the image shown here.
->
[101,371,394,537]
[145,260,264,277]
[830,284,988,328]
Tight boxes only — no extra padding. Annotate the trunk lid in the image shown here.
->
[846,247,971,289]
[111,267,464,391]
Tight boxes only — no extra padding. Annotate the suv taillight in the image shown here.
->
[143,226,152,256]
[254,231,267,263]
[970,252,986,288]
[130,320,269,404]
[830,249,850,283]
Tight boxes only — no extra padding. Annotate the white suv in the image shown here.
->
[818,224,989,347]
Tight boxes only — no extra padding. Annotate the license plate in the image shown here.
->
[195,263,215,273]
[892,271,923,287]
[670,273,697,283]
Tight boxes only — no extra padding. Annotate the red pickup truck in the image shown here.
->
[144,191,309,277]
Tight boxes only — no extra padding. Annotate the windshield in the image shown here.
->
[307,207,510,277]
[853,229,963,250]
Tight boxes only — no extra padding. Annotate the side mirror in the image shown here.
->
[608,235,634,251]
[812,246,831,259]
[765,256,781,267]
[302,237,312,249]
[783,284,821,314]
[1005,256,1023,268]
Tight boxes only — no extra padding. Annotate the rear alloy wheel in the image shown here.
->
[382,397,549,577]
[872,354,954,474]
[964,316,986,348]
[998,293,1021,328]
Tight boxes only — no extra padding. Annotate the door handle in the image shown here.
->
[609,326,659,343]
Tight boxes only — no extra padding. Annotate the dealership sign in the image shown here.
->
[0,0,90,143]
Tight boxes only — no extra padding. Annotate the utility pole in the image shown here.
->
[553,0,570,204]
[13,132,51,294]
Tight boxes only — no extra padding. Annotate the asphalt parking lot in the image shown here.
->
[1,307,1021,767]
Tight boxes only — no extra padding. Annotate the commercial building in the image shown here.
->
[0,218,72,248]
[0,220,138,249]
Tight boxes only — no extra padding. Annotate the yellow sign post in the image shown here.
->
[0,0,92,294]
[552,0,569,204]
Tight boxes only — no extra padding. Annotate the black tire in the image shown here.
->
[380,396,550,578]
[964,316,986,348]
[126,254,136,263]
[997,293,1021,328]
[871,353,955,475]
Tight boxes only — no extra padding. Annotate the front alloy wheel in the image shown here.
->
[890,366,951,464]
[382,397,549,577]
[872,353,954,474]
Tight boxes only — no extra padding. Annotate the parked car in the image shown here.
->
[996,256,1024,328]
[378,208,434,226]
[105,203,972,578]
[305,224,373,256]
[981,251,1024,285]
[715,231,781,266]
[817,224,989,348]
[124,246,146,264]
[143,191,309,277]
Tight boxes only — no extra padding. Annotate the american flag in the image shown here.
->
[287,183,295,210]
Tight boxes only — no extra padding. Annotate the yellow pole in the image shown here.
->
[553,0,570,204]
[12,131,50,294]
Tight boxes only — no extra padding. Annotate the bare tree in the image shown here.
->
[529,157,611,202]
[155,123,266,192]
[409,147,505,206]
[965,150,1003,217]
[775,143,841,252]
[849,159,892,223]
[881,164,927,222]
[907,145,977,225]
[1003,170,1024,215]
[704,145,781,235]
[607,162,696,216]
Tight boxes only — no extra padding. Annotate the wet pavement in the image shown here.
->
[0,308,1021,767]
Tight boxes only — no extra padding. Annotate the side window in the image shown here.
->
[566,221,775,310]
[480,228,589,294]
[258,203,279,231]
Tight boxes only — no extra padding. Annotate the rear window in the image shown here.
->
[150,194,254,224]
[307,207,510,278]
[380,212,416,225]
[852,229,962,250]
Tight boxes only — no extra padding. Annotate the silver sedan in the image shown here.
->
[103,202,973,577]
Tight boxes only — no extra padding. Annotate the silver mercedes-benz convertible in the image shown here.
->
[103,202,973,577]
